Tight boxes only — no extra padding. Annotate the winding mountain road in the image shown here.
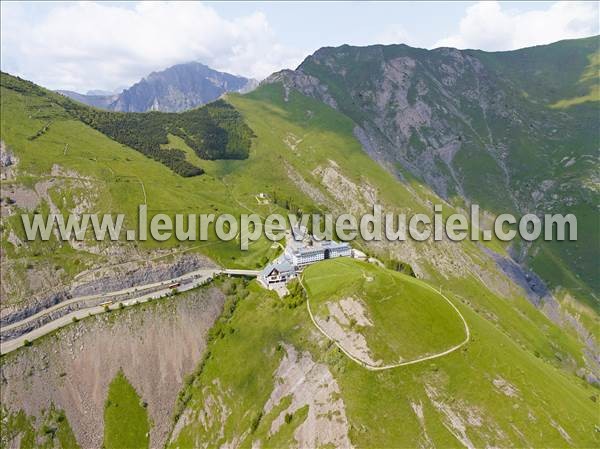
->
[2,268,217,333]
[0,268,259,355]
[1,256,469,369]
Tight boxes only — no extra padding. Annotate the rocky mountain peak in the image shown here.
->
[59,62,257,113]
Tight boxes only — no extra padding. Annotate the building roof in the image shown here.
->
[289,239,350,256]
[260,261,294,278]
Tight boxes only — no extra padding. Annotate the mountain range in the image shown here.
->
[266,36,599,299]
[58,62,258,112]
[0,36,598,449]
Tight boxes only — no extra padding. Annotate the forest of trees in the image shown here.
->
[66,100,254,177]
[1,72,254,177]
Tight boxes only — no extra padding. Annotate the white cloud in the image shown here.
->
[434,1,599,50]
[2,1,598,92]
[0,1,304,91]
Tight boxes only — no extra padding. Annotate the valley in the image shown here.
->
[1,34,599,449]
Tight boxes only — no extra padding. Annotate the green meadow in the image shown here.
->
[168,276,598,449]
[303,258,467,364]
[103,370,150,449]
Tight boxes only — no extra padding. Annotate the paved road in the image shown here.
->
[223,268,261,276]
[1,267,260,355]
[2,268,220,333]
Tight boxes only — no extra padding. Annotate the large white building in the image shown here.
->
[258,225,352,291]
[288,240,352,268]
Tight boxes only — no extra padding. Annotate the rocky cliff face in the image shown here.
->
[59,62,257,112]
[0,287,225,449]
[111,62,255,112]
[267,39,597,209]
[263,37,600,297]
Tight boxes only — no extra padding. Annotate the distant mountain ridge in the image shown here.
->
[1,36,599,448]
[58,62,258,112]
[56,90,119,109]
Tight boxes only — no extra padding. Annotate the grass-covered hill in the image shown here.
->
[1,59,599,448]
[2,271,598,448]
[2,73,254,177]
[303,258,468,367]
[266,36,600,301]
[0,72,277,314]
[167,264,598,449]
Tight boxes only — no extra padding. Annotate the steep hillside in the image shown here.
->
[2,73,255,177]
[2,70,597,373]
[1,64,598,449]
[0,285,225,448]
[59,62,257,112]
[168,265,598,449]
[0,73,275,318]
[264,36,600,300]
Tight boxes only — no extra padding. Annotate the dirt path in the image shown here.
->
[301,273,470,371]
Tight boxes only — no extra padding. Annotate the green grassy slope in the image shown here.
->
[1,73,254,177]
[167,86,597,447]
[293,36,600,301]
[0,75,280,310]
[1,70,594,371]
[167,277,598,449]
[0,71,419,309]
[0,406,81,449]
[228,83,594,374]
[303,258,467,364]
[473,36,599,106]
[103,370,150,449]
[472,38,600,300]
[1,70,598,448]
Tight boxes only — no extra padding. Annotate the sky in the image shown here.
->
[1,1,598,93]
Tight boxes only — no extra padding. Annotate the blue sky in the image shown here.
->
[1,1,598,92]
[211,2,546,49]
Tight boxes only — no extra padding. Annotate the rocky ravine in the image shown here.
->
[0,286,225,449]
